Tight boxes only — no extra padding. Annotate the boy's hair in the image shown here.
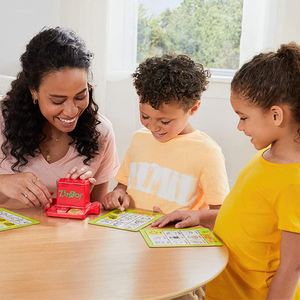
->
[231,42,300,124]
[132,53,210,111]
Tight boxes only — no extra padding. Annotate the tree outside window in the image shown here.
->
[137,0,244,70]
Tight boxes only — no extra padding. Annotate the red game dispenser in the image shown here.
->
[46,178,100,219]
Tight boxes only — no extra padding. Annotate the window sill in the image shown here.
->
[209,75,233,84]
[209,68,236,84]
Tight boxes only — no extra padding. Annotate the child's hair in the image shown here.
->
[132,53,210,111]
[231,42,300,125]
[2,27,100,172]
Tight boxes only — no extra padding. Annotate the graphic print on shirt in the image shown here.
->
[128,162,199,206]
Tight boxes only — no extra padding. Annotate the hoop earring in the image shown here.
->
[33,99,38,105]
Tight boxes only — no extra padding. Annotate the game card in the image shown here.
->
[0,208,39,231]
[89,209,163,232]
[140,227,222,247]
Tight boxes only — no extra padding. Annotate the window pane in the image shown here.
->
[137,0,244,70]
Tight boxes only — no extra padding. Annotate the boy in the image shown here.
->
[101,53,229,214]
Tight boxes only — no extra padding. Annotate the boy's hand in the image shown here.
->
[101,189,130,211]
[151,210,201,229]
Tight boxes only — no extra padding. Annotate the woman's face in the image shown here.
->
[31,68,89,134]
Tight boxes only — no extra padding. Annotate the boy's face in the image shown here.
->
[139,97,200,143]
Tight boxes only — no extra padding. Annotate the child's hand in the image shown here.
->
[101,189,130,212]
[65,167,96,185]
[153,206,163,213]
[151,210,201,228]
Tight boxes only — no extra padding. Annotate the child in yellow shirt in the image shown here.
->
[152,43,300,299]
[101,53,229,214]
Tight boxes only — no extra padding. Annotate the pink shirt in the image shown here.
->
[0,111,119,204]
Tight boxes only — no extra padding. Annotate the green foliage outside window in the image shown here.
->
[137,0,243,69]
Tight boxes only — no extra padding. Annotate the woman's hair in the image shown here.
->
[132,53,210,111]
[231,42,300,126]
[1,27,100,172]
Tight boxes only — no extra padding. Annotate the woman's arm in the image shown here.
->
[267,230,300,299]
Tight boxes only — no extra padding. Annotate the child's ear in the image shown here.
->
[189,100,201,116]
[270,105,283,126]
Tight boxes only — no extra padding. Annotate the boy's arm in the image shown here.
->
[199,147,230,208]
[100,183,130,211]
[267,230,300,299]
[209,204,221,209]
[151,209,219,232]
[90,182,109,202]
[153,205,221,214]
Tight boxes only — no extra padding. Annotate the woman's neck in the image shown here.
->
[43,123,63,140]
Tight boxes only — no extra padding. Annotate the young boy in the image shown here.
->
[101,53,229,214]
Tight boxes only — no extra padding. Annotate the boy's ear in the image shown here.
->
[189,100,201,116]
[270,105,283,126]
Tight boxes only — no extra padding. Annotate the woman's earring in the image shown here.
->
[33,99,38,105]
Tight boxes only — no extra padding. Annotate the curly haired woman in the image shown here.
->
[0,27,119,208]
[101,53,229,215]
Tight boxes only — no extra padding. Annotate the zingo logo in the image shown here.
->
[59,190,83,200]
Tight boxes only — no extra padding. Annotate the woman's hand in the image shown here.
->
[0,173,52,208]
[65,167,96,185]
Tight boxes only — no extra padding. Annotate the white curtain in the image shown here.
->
[59,0,110,112]
[107,0,138,81]
[240,0,300,66]
[59,0,139,114]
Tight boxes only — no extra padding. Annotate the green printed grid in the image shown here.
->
[89,209,163,232]
[0,208,39,231]
[140,227,222,247]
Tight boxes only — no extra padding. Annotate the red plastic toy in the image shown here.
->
[45,178,100,219]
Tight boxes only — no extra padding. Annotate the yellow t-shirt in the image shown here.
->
[115,128,229,214]
[206,150,300,300]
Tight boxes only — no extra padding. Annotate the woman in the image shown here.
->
[0,27,119,208]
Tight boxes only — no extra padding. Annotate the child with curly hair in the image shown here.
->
[101,53,229,214]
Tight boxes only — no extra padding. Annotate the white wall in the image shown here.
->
[0,0,60,76]
[0,0,261,192]
[240,0,300,66]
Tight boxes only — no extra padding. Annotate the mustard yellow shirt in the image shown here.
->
[206,150,300,300]
[115,128,229,214]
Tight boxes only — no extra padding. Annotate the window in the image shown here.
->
[137,0,244,70]
[107,0,243,80]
